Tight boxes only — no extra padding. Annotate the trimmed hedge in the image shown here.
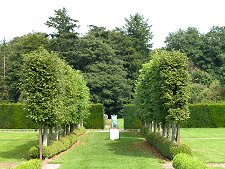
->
[29,127,86,159]
[173,153,209,169]
[183,103,225,128]
[0,103,36,129]
[14,159,41,169]
[123,104,141,129]
[146,133,192,160]
[84,104,104,129]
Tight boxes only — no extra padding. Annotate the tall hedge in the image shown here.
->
[123,104,141,129]
[183,103,225,128]
[0,103,35,129]
[84,104,104,129]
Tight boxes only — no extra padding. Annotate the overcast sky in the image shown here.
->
[0,0,224,48]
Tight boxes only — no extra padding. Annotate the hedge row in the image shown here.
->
[172,153,209,169]
[0,103,36,129]
[183,103,225,128]
[146,132,192,160]
[0,103,104,129]
[29,127,85,159]
[84,104,105,129]
[124,103,225,128]
[14,159,41,169]
[123,104,141,129]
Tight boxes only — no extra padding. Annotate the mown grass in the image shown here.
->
[0,131,38,162]
[181,128,225,163]
[52,132,163,169]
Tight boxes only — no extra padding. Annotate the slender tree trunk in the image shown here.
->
[162,124,166,137]
[150,121,152,133]
[63,125,66,136]
[77,123,81,129]
[49,126,53,145]
[70,124,74,133]
[43,124,48,146]
[65,125,70,135]
[80,119,83,127]
[158,123,161,136]
[38,122,43,161]
[55,125,59,140]
[153,121,156,133]
[167,124,171,139]
[172,123,176,142]
[177,123,181,145]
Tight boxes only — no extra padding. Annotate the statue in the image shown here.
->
[111,115,118,128]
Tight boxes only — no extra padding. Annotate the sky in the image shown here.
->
[0,0,224,49]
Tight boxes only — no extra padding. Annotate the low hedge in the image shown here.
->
[14,159,41,169]
[84,104,105,129]
[183,103,225,128]
[0,103,36,129]
[146,132,192,160]
[123,104,141,129]
[29,127,86,159]
[173,153,209,169]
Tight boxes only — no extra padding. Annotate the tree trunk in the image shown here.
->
[49,126,53,144]
[66,125,70,135]
[80,119,83,127]
[38,122,43,161]
[149,121,152,133]
[176,123,181,145]
[166,124,171,139]
[162,124,166,137]
[157,123,161,136]
[172,123,176,142]
[43,124,48,146]
[63,125,66,136]
[55,126,59,140]
[70,124,74,133]
[153,121,156,133]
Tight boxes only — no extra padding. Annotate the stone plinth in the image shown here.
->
[110,128,119,140]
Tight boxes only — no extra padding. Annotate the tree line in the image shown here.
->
[0,7,224,115]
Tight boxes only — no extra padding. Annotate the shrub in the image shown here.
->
[146,133,192,160]
[123,104,141,129]
[14,159,41,169]
[182,103,225,128]
[173,153,209,169]
[84,104,105,129]
[28,127,85,159]
[0,103,36,129]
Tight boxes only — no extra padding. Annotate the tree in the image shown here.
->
[123,13,153,58]
[165,27,204,68]
[0,39,9,101]
[135,50,190,144]
[2,33,49,102]
[45,7,79,65]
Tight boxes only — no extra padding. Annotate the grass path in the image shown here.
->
[52,132,164,169]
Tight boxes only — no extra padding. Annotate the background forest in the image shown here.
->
[0,8,225,116]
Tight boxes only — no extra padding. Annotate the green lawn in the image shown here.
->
[52,132,163,169]
[181,128,225,163]
[0,131,38,162]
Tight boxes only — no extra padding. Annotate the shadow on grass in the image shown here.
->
[107,132,156,158]
[0,139,38,162]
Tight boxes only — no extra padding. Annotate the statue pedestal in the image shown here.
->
[110,128,119,140]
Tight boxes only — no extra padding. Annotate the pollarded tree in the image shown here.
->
[22,47,65,159]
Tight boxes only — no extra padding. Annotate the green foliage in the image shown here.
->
[14,159,41,169]
[135,50,190,125]
[0,103,35,129]
[172,153,208,169]
[146,133,192,160]
[183,103,225,128]
[29,127,86,159]
[123,104,141,129]
[84,104,105,129]
[21,47,90,126]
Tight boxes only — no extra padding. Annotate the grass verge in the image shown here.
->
[52,132,163,169]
